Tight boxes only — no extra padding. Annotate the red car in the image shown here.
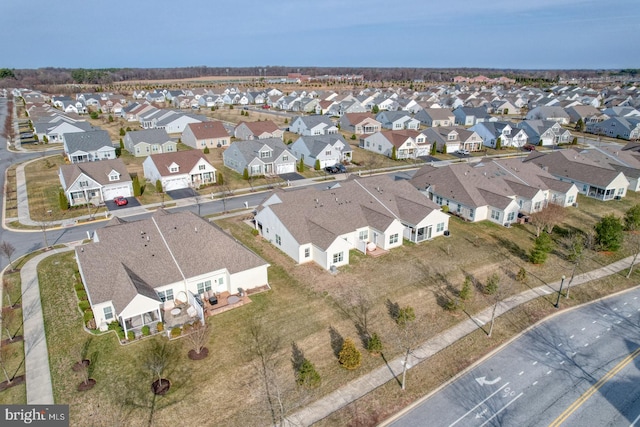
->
[261,104,271,109]
[114,196,128,206]
[522,144,537,151]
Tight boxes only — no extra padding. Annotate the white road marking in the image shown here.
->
[532,361,538,366]
[624,302,628,305]
[570,335,574,339]
[592,320,597,323]
[558,343,563,347]
[616,320,622,324]
[603,314,609,317]
[582,327,586,331]
[596,335,600,339]
[532,381,538,386]
[628,314,632,318]
[547,370,552,375]
[546,352,550,356]
[560,361,565,365]
[448,382,510,427]
[479,393,524,427]
[584,343,589,347]
[630,412,640,426]
[614,308,618,311]
[519,371,524,376]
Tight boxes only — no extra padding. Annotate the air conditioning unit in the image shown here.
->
[615,196,622,200]
[572,202,578,207]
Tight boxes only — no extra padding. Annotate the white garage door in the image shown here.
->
[103,185,132,200]
[276,163,294,174]
[163,177,189,191]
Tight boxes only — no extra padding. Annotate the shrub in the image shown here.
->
[296,358,321,388]
[141,325,151,336]
[59,189,69,210]
[484,273,499,295]
[78,301,90,312]
[338,338,361,370]
[314,159,321,171]
[350,134,356,140]
[595,214,624,252]
[171,327,181,338]
[444,298,462,311]
[366,332,383,355]
[396,306,416,327]
[203,146,210,154]
[251,228,259,236]
[441,205,449,213]
[459,276,473,301]
[217,173,224,185]
[624,204,640,231]
[529,233,553,264]
[127,331,135,341]
[76,290,88,300]
[74,282,85,292]
[156,322,164,332]
[83,310,94,324]
[516,267,527,283]
[243,168,249,180]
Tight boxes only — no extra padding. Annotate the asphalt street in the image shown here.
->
[387,287,640,427]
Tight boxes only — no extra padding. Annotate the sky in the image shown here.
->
[1,0,639,70]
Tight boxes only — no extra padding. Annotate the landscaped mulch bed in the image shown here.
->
[0,375,25,392]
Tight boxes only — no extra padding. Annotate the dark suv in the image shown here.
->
[324,164,347,174]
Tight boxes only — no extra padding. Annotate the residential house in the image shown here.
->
[33,117,94,143]
[415,108,455,127]
[375,111,420,130]
[410,159,578,225]
[254,175,449,270]
[339,113,382,135]
[361,130,427,159]
[424,126,483,154]
[571,146,640,192]
[124,128,176,157]
[453,106,494,126]
[525,106,571,125]
[586,117,640,141]
[59,158,132,206]
[63,130,117,163]
[290,134,352,169]
[289,115,338,136]
[234,120,284,140]
[181,121,230,150]
[470,121,528,148]
[565,105,607,125]
[75,210,270,334]
[223,138,297,176]
[143,150,217,191]
[517,120,573,147]
[523,150,629,201]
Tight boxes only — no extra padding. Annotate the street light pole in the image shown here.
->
[554,275,566,308]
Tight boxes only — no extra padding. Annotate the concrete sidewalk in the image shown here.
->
[21,247,74,404]
[285,255,637,426]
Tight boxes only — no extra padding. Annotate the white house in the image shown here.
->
[290,134,353,168]
[254,175,449,270]
[75,210,270,335]
[59,158,133,206]
[289,115,338,135]
[143,150,217,191]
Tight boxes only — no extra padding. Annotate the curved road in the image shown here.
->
[386,287,640,427]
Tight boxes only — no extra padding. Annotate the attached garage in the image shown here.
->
[102,184,132,200]
[162,176,189,191]
[276,163,295,174]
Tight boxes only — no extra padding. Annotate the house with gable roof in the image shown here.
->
[452,106,494,126]
[63,129,116,163]
[415,108,456,127]
[181,121,230,150]
[289,115,338,136]
[375,111,420,130]
[361,129,427,159]
[254,175,449,270]
[124,128,176,157]
[523,150,629,201]
[525,106,571,125]
[143,150,217,191]
[75,210,270,335]
[290,134,352,169]
[517,120,573,147]
[339,112,382,135]
[223,138,297,176]
[424,126,483,154]
[470,121,528,148]
[59,158,133,206]
[234,120,284,140]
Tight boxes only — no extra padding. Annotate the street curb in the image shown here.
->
[378,282,640,426]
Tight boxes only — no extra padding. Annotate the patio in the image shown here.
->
[202,291,252,317]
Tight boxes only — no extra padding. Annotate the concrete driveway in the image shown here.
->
[279,172,305,182]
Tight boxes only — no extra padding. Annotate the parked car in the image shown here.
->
[456,149,470,156]
[324,164,347,174]
[114,196,128,206]
[261,105,271,109]
[522,144,537,151]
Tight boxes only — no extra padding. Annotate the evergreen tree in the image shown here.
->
[296,358,321,388]
[367,332,383,355]
[430,142,437,155]
[243,168,249,180]
[119,127,126,136]
[314,159,321,170]
[595,214,624,252]
[298,157,305,172]
[203,146,210,154]
[624,204,640,231]
[371,105,380,114]
[529,233,553,264]
[133,176,142,197]
[495,137,502,150]
[58,189,69,210]
[217,173,224,185]
[391,146,397,160]
[155,179,163,194]
[338,338,361,370]
[459,276,473,301]
[484,273,500,295]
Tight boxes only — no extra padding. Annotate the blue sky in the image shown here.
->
[1,0,638,70]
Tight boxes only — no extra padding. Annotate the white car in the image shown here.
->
[456,149,470,156]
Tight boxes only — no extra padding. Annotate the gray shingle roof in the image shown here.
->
[126,128,171,144]
[64,130,113,153]
[76,210,269,312]
[60,158,130,188]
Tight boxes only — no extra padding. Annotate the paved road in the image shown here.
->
[386,287,640,427]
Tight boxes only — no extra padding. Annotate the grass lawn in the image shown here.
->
[24,157,640,425]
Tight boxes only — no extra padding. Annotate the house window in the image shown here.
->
[448,134,456,140]
[304,248,310,258]
[366,141,370,147]
[282,155,289,161]
[389,233,399,244]
[491,210,500,221]
[260,151,270,158]
[469,209,474,219]
[358,230,368,241]
[378,144,382,151]
[103,306,113,321]
[157,289,174,302]
[325,150,332,156]
[617,188,624,195]
[333,252,344,264]
[79,181,89,187]
[197,280,212,295]
[170,166,178,173]
[275,234,281,245]
[152,145,158,151]
[436,196,443,204]
[507,212,516,222]
[583,184,588,192]
[534,201,542,211]
[218,277,224,286]
[109,174,119,182]
[436,222,445,232]
[251,165,261,175]
[199,164,206,171]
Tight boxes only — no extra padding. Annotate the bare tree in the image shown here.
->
[0,344,16,385]
[0,241,16,271]
[529,203,566,237]
[626,232,640,279]
[185,320,210,359]
[245,316,286,426]
[2,278,17,308]
[389,305,425,391]
[0,308,18,342]
[218,184,234,214]
[560,232,591,297]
